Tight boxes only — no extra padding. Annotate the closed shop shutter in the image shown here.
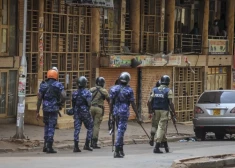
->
[99,68,138,120]
[141,67,173,120]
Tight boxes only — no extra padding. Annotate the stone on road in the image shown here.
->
[1,141,235,168]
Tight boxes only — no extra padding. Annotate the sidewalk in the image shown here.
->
[0,121,194,153]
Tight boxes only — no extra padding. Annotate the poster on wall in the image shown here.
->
[208,39,229,55]
[232,69,235,90]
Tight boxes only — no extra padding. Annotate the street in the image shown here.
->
[1,141,235,168]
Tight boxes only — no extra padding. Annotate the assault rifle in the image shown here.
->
[109,113,115,152]
[169,109,179,135]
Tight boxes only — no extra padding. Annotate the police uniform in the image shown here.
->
[90,86,109,148]
[72,88,93,151]
[149,84,172,153]
[109,85,135,150]
[38,78,65,153]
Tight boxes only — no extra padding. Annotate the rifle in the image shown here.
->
[169,109,179,135]
[109,114,115,152]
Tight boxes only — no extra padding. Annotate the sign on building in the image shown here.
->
[208,39,229,55]
[65,0,114,8]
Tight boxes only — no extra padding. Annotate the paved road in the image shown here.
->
[1,141,235,168]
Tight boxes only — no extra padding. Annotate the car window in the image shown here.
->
[198,91,235,103]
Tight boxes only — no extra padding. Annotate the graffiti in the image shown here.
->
[109,55,181,67]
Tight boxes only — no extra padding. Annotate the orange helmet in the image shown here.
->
[47,69,58,80]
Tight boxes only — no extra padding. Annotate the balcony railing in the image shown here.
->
[174,34,228,54]
[141,32,168,54]
[100,29,133,54]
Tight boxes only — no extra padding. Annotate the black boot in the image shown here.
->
[73,141,81,153]
[114,146,123,158]
[119,145,125,157]
[92,139,101,149]
[83,139,93,151]
[153,143,163,154]
[46,142,57,154]
[163,142,169,153]
[149,134,155,146]
[43,141,47,152]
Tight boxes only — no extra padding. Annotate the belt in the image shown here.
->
[92,104,103,109]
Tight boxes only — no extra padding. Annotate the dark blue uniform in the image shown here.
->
[38,79,64,143]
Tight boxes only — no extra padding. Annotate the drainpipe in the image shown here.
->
[13,0,27,139]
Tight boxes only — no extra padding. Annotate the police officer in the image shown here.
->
[109,72,142,158]
[90,77,109,149]
[148,75,176,154]
[72,76,94,152]
[36,69,66,153]
[148,80,161,146]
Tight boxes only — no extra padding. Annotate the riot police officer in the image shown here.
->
[90,77,109,149]
[148,80,161,146]
[36,69,66,153]
[72,76,94,152]
[109,72,142,158]
[148,75,176,154]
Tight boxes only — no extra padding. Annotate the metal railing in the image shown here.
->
[100,29,133,54]
[141,32,168,54]
[174,33,202,54]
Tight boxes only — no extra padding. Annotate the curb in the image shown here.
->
[0,135,193,153]
[171,154,235,168]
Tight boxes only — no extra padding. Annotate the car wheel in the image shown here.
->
[215,133,225,140]
[195,129,206,141]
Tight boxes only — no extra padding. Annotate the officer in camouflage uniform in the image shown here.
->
[148,75,176,154]
[36,69,66,154]
[148,80,161,146]
[109,72,142,158]
[72,76,94,152]
[90,77,109,149]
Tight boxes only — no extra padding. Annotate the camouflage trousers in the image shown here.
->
[150,110,169,143]
[43,111,58,142]
[74,112,94,142]
[91,106,103,140]
[115,116,128,146]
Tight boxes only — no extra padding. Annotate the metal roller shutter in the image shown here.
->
[99,68,138,120]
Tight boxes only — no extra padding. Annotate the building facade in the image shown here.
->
[0,0,234,126]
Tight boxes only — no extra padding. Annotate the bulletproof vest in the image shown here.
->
[43,79,60,103]
[75,89,87,106]
[152,87,170,110]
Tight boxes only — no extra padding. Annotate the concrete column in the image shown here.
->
[91,8,100,86]
[91,8,100,53]
[38,0,44,89]
[202,0,209,55]
[166,0,175,52]
[227,0,235,55]
[130,0,140,53]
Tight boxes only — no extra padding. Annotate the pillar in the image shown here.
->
[91,8,100,86]
[166,0,175,52]
[202,0,209,55]
[38,0,44,89]
[130,0,140,53]
[120,0,126,51]
[227,0,235,55]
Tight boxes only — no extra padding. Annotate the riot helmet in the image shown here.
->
[119,72,131,85]
[156,80,161,87]
[96,77,105,87]
[52,67,58,72]
[160,75,170,85]
[47,69,58,80]
[77,76,87,88]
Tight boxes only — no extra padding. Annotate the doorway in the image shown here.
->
[0,70,17,118]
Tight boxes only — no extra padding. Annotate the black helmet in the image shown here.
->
[96,77,105,87]
[119,72,131,84]
[156,80,161,87]
[160,75,170,85]
[77,76,87,87]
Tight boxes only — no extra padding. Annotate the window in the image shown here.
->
[198,91,235,104]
